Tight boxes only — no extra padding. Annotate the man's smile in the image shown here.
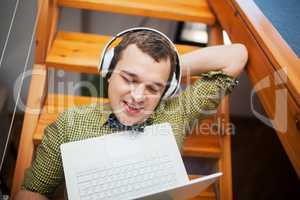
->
[122,100,144,115]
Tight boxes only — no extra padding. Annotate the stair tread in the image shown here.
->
[182,116,222,158]
[57,0,215,24]
[34,93,221,159]
[182,134,222,158]
[189,175,216,200]
[46,31,199,74]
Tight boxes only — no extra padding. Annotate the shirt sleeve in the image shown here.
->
[158,70,238,133]
[184,71,236,120]
[21,111,67,197]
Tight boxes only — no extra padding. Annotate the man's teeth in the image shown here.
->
[125,103,141,110]
[129,105,140,110]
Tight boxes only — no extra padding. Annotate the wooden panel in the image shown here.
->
[35,0,59,64]
[182,134,222,158]
[58,0,216,24]
[35,0,49,63]
[11,65,47,196]
[182,115,223,158]
[233,0,300,105]
[183,96,230,159]
[183,97,232,199]
[209,0,300,177]
[46,0,59,54]
[208,23,223,45]
[46,31,199,74]
[206,15,232,200]
[46,32,109,74]
[217,97,232,200]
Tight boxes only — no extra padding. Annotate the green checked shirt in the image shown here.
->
[22,71,237,197]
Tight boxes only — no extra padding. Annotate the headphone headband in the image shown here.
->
[98,27,181,99]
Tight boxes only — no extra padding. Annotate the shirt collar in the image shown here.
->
[98,103,113,127]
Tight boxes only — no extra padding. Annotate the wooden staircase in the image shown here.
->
[57,0,216,24]
[46,31,199,74]
[12,0,232,199]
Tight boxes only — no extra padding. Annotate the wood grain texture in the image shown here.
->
[35,0,59,64]
[11,65,47,196]
[217,97,232,200]
[58,0,216,24]
[233,0,300,107]
[209,0,300,178]
[46,31,199,74]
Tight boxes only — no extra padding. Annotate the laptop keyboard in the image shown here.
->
[76,153,178,200]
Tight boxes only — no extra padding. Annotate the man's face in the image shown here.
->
[108,44,171,126]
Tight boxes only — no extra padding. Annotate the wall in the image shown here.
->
[0,0,35,112]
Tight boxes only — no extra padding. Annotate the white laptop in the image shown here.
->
[60,123,222,200]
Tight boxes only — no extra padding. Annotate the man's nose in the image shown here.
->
[131,84,146,102]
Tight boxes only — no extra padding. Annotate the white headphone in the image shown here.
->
[98,27,181,100]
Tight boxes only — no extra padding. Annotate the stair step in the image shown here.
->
[182,117,222,158]
[182,134,222,158]
[34,93,221,160]
[57,0,215,24]
[188,175,216,200]
[46,31,199,74]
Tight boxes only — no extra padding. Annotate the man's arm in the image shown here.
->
[181,43,248,77]
[13,190,48,200]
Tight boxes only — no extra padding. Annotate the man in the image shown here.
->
[14,29,248,199]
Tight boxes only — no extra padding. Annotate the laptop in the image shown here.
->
[60,123,221,200]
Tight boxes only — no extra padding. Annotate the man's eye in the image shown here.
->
[147,86,160,94]
[122,75,132,83]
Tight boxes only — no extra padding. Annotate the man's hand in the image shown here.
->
[13,190,49,200]
[181,44,248,77]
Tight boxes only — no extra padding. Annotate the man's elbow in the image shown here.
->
[235,43,248,68]
[226,43,248,77]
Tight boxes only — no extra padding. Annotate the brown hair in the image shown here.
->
[106,30,177,84]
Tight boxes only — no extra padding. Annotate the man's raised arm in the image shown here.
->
[181,44,248,77]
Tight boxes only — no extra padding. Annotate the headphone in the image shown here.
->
[98,27,181,100]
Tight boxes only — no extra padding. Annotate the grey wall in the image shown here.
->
[230,71,265,117]
[0,0,36,112]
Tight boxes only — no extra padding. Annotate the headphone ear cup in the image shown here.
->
[162,73,179,100]
[101,48,114,78]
